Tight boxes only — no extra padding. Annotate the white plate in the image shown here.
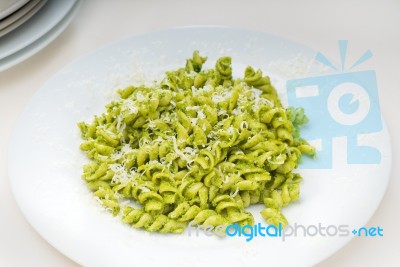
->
[9,27,391,267]
[0,0,41,30]
[0,0,47,37]
[0,0,79,72]
[0,0,30,20]
[0,0,76,61]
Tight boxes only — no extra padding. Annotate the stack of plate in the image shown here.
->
[0,0,80,72]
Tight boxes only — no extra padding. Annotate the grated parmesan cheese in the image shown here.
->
[230,187,240,197]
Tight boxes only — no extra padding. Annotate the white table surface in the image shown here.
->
[1,0,399,266]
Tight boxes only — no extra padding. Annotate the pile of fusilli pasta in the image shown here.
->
[78,51,315,234]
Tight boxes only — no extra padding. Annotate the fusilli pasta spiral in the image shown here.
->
[78,51,315,234]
